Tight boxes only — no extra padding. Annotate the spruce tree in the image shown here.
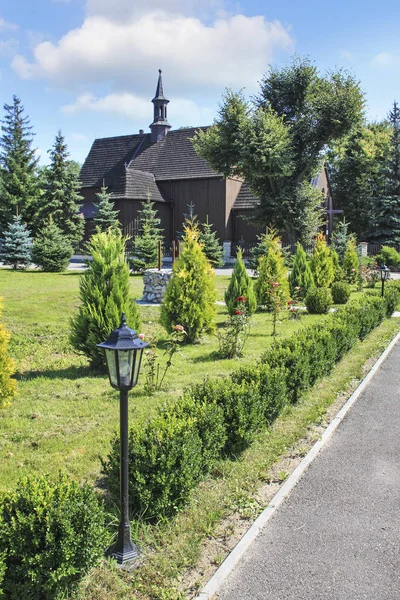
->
[0,298,17,409]
[2,214,32,269]
[311,234,334,287]
[161,223,216,342]
[331,219,354,263]
[70,230,141,369]
[32,219,73,272]
[224,250,257,315]
[289,243,314,298]
[34,131,84,246]
[93,185,120,232]
[134,193,163,268]
[0,96,39,234]
[199,217,224,268]
[255,246,289,310]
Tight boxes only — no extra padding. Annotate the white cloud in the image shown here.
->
[370,52,400,69]
[12,10,293,94]
[0,17,18,31]
[86,0,223,21]
[62,91,215,125]
[0,38,18,56]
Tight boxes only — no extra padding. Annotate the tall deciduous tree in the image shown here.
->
[194,57,364,242]
[34,131,84,246]
[0,96,39,234]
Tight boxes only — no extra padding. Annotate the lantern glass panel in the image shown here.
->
[132,348,144,387]
[118,350,134,389]
[105,349,118,388]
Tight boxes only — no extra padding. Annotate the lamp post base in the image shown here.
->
[106,523,139,565]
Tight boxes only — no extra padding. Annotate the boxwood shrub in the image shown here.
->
[331,281,351,304]
[102,289,399,521]
[305,287,333,314]
[0,473,108,600]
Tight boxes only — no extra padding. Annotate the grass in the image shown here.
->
[1,269,324,492]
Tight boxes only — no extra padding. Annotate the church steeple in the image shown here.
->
[150,69,171,143]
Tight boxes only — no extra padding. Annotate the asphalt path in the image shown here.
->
[218,340,400,600]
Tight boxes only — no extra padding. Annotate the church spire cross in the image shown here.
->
[152,69,168,102]
[150,69,171,143]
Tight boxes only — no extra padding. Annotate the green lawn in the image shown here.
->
[0,269,348,492]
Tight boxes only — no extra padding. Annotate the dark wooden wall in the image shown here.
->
[233,210,263,243]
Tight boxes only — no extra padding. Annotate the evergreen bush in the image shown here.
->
[305,287,333,314]
[343,239,359,282]
[70,230,141,368]
[331,248,345,282]
[224,250,257,315]
[331,281,351,304]
[289,243,314,298]
[311,233,334,287]
[32,220,73,272]
[375,246,400,268]
[93,185,120,232]
[134,194,163,269]
[161,224,216,342]
[0,473,107,600]
[248,228,281,273]
[0,298,16,410]
[2,215,32,269]
[199,218,224,267]
[254,246,289,310]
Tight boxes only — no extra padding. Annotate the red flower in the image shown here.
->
[287,300,293,305]
[235,295,246,303]
[271,282,280,288]
[235,310,242,315]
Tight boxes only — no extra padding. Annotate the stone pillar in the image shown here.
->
[223,241,232,264]
[142,269,173,304]
[359,242,368,257]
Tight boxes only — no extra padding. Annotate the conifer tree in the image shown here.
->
[311,233,334,287]
[0,96,39,234]
[32,219,73,272]
[342,239,359,283]
[289,243,314,298]
[93,185,120,232]
[34,131,84,246]
[331,218,354,263]
[161,223,216,342]
[199,217,224,268]
[2,214,32,270]
[0,298,17,409]
[248,227,281,273]
[255,246,289,310]
[224,250,257,315]
[331,248,345,282]
[134,193,163,268]
[70,230,141,368]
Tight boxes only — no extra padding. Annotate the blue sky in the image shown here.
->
[0,0,399,165]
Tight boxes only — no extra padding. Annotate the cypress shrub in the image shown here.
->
[255,246,289,310]
[0,473,107,600]
[0,298,16,410]
[70,230,140,369]
[311,233,334,287]
[161,225,216,342]
[224,250,257,315]
[289,243,314,298]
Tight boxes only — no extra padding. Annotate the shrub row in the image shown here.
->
[103,287,400,521]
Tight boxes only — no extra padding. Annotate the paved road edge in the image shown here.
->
[195,328,400,600]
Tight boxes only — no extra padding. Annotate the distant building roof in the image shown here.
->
[233,182,260,210]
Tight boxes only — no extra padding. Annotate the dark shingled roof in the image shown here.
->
[80,133,152,190]
[233,182,260,210]
[122,169,166,202]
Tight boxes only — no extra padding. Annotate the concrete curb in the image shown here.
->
[195,329,400,600]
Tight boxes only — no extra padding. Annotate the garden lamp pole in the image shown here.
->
[378,265,390,297]
[97,314,149,565]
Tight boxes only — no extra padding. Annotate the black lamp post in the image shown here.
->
[97,314,149,565]
[378,264,390,297]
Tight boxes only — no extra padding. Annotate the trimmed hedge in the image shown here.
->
[331,281,351,304]
[102,289,400,521]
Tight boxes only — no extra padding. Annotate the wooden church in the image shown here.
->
[80,70,334,251]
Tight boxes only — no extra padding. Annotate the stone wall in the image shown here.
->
[142,269,173,304]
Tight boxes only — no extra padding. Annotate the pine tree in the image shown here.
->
[248,227,281,273]
[368,102,400,244]
[32,220,73,272]
[289,243,314,298]
[331,218,354,263]
[161,223,216,342]
[255,246,289,310]
[0,96,39,234]
[199,217,224,268]
[224,250,257,315]
[34,131,84,246]
[0,298,17,409]
[311,234,334,287]
[93,185,120,232]
[342,239,359,283]
[2,214,32,269]
[134,193,163,268]
[70,230,141,369]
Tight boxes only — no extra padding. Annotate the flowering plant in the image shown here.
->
[142,325,187,394]
[218,296,250,358]
[287,286,303,320]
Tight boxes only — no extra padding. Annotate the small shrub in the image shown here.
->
[305,287,333,314]
[0,473,107,600]
[310,233,334,288]
[289,243,314,298]
[331,281,351,304]
[0,298,17,410]
[224,250,257,315]
[2,215,32,270]
[383,282,400,316]
[255,246,289,311]
[217,298,250,358]
[343,239,359,282]
[376,246,400,268]
[32,220,73,272]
